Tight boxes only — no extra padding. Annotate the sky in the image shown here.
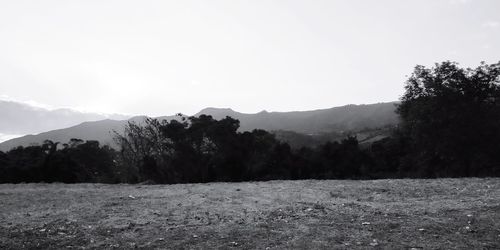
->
[0,0,499,116]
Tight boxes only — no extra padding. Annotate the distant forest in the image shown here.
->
[1,61,499,183]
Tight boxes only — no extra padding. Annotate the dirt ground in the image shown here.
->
[0,178,499,249]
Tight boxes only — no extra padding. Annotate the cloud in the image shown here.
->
[482,21,500,28]
[0,95,54,110]
[0,133,23,143]
[22,100,54,110]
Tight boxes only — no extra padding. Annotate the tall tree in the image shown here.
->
[397,61,500,177]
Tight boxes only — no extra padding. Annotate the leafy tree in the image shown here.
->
[397,61,500,177]
[113,118,168,182]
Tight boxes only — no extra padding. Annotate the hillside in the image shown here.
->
[1,178,498,249]
[0,102,398,151]
[196,102,398,134]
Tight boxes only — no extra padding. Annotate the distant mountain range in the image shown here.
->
[0,102,399,152]
[0,100,130,135]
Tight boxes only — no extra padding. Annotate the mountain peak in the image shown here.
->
[195,107,237,117]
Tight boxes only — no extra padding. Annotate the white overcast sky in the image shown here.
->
[1,0,499,116]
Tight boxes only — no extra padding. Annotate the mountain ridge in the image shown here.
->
[0,100,130,135]
[0,102,399,151]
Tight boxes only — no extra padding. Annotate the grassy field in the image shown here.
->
[1,179,499,249]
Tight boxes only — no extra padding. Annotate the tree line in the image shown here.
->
[0,61,499,183]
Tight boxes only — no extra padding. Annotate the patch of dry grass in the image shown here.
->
[1,178,499,249]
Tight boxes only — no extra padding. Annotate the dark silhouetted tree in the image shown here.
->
[397,61,500,177]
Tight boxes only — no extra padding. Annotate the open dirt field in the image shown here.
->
[1,179,499,249]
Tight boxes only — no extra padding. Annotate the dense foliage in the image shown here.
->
[396,61,500,177]
[0,61,498,183]
[0,116,377,184]
[0,139,120,183]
